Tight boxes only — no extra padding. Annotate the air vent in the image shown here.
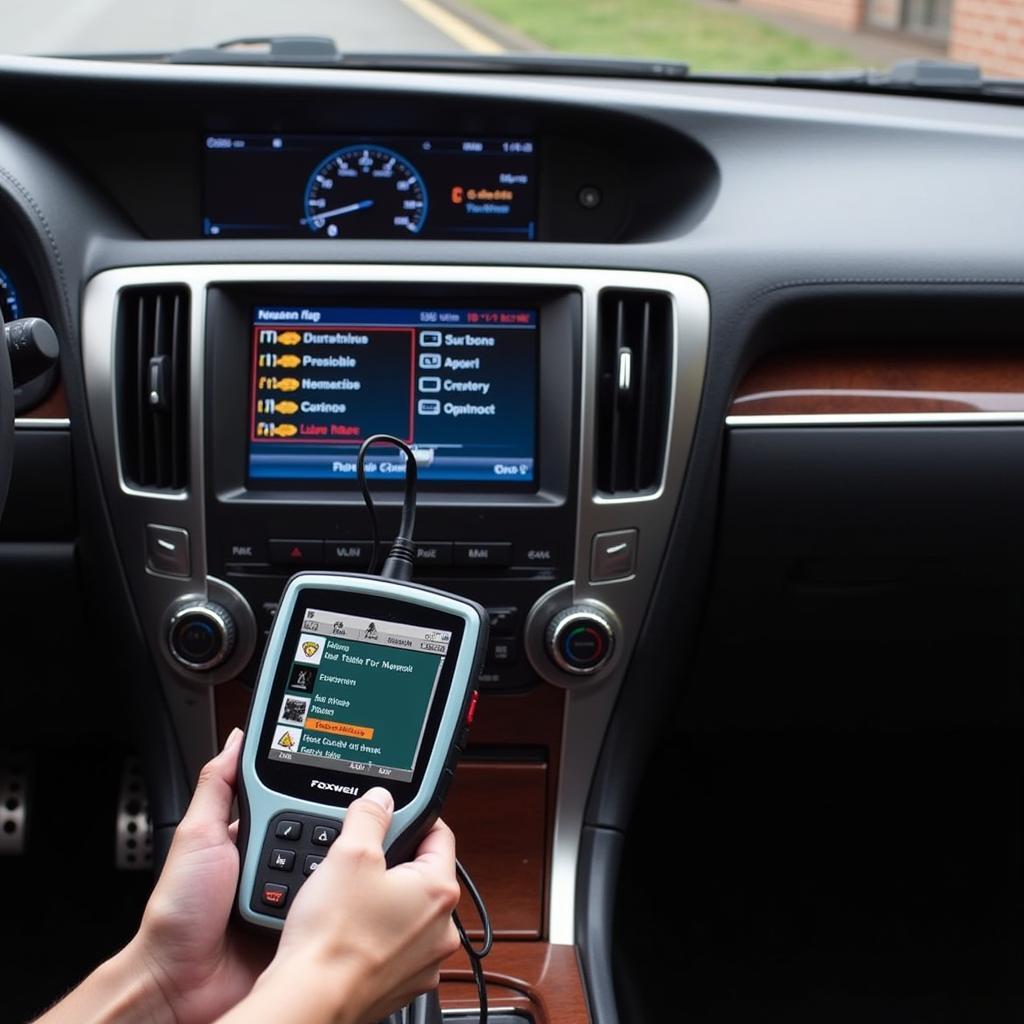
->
[116,286,189,491]
[595,290,673,495]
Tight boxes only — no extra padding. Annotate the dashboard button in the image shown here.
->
[414,542,453,567]
[168,601,236,671]
[515,543,559,567]
[146,525,191,578]
[325,540,374,568]
[486,607,519,632]
[546,606,615,675]
[224,539,266,564]
[269,539,324,566]
[590,529,638,582]
[303,855,324,876]
[454,542,511,568]
[487,638,518,666]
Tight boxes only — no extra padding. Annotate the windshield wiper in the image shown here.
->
[165,35,690,79]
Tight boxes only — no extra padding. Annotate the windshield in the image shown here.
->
[0,0,1016,78]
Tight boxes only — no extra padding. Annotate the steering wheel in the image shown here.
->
[0,309,13,527]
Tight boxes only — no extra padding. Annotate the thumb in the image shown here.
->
[335,787,394,859]
[181,727,243,829]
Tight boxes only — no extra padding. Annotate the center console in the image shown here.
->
[82,264,709,965]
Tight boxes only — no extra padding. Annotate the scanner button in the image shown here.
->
[312,825,338,846]
[466,689,480,726]
[261,882,289,908]
[269,849,295,872]
[304,855,325,876]
[274,820,302,841]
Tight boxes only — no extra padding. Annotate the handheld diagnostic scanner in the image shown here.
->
[236,571,487,928]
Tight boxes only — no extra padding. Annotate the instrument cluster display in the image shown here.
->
[203,133,537,241]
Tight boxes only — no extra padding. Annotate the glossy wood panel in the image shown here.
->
[730,350,1024,416]
[20,378,68,419]
[441,941,590,1024]
[445,761,547,938]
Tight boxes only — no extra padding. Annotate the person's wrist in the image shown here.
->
[93,939,178,1024]
[251,948,366,1024]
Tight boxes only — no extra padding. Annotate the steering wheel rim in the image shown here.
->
[0,309,12,526]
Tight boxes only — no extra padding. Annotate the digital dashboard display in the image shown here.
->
[266,606,451,785]
[204,134,537,240]
[248,304,538,486]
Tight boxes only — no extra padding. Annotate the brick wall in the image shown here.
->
[740,0,864,31]
[950,0,1024,76]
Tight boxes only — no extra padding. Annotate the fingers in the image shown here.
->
[333,787,393,863]
[409,817,456,873]
[182,727,243,830]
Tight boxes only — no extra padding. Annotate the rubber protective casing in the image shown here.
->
[236,571,487,930]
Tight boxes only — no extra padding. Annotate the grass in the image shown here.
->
[466,0,860,72]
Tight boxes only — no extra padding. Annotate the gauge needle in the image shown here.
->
[301,199,374,224]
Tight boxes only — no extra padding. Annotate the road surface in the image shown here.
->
[0,0,490,57]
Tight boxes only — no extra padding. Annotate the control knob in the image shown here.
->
[545,605,615,675]
[168,601,237,671]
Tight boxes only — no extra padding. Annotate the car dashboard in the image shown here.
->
[5,51,1024,1023]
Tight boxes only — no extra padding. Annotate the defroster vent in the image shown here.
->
[116,286,189,491]
[595,290,673,495]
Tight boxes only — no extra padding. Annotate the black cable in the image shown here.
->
[356,434,418,580]
[455,857,492,1024]
[357,436,492,1021]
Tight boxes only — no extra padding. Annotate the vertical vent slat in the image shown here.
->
[151,293,167,488]
[116,285,189,491]
[631,300,648,491]
[595,290,672,496]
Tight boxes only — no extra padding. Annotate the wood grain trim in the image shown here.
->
[445,762,547,938]
[441,941,590,1024]
[20,378,68,419]
[730,351,1024,416]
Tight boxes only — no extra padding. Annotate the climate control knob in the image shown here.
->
[545,605,615,675]
[168,601,237,671]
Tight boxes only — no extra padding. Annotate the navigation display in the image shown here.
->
[266,606,451,784]
[248,304,538,487]
[203,134,537,240]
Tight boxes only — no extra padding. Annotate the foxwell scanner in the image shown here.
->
[236,436,489,929]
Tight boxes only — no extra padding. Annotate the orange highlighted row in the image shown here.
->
[305,716,375,740]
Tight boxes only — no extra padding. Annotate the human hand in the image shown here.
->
[129,727,274,1024]
[226,789,461,1024]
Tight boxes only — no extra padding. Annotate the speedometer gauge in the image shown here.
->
[0,267,22,320]
[301,146,428,238]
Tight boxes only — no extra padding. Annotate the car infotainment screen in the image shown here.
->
[203,134,537,240]
[248,304,538,487]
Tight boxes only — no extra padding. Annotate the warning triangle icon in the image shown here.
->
[290,545,302,559]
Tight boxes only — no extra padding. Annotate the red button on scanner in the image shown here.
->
[261,882,289,908]
[466,689,480,726]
